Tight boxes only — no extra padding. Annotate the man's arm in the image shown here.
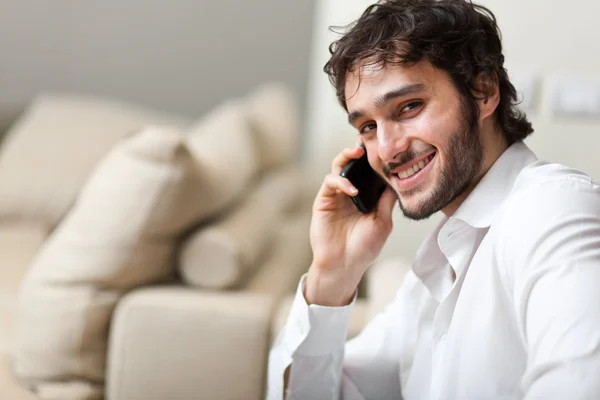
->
[266,274,404,400]
[501,178,600,398]
[266,143,400,399]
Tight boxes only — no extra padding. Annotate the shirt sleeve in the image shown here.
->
[501,178,600,399]
[266,273,404,400]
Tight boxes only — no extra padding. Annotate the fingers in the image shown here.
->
[376,186,397,222]
[331,145,365,175]
[319,174,359,198]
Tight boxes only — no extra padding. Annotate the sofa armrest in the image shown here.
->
[106,286,274,400]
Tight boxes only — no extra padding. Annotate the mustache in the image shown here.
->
[383,149,434,177]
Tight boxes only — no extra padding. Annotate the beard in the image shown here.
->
[387,100,484,221]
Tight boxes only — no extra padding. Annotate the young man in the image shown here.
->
[268,1,600,399]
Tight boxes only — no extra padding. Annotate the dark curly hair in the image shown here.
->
[324,0,533,144]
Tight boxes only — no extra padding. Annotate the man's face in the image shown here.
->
[345,60,484,220]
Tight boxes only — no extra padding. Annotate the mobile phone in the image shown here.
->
[340,145,388,214]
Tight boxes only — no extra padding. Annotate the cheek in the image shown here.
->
[407,113,451,148]
[366,152,385,175]
[401,106,445,145]
[413,102,462,146]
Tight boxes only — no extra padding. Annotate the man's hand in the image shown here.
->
[306,145,397,306]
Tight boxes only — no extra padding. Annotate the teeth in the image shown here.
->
[397,154,434,180]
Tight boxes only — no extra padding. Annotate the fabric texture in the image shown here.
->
[0,355,38,400]
[14,124,256,398]
[245,208,312,297]
[245,83,300,172]
[268,141,600,400]
[0,222,47,359]
[0,93,190,227]
[185,99,260,214]
[270,290,370,348]
[365,257,413,321]
[7,83,306,399]
[106,287,273,400]
[179,166,303,289]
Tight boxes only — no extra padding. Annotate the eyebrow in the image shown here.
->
[347,83,425,126]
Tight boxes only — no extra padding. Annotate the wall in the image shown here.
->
[304,0,600,260]
[0,0,316,133]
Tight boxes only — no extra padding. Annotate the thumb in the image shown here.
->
[376,186,397,222]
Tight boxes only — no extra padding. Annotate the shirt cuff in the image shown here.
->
[282,273,357,357]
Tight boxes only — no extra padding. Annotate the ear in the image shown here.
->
[473,72,500,122]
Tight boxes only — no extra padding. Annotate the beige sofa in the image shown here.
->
[0,87,411,400]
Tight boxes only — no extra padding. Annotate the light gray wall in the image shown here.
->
[0,0,316,134]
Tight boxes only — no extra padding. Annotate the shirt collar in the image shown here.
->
[451,140,538,229]
[412,141,538,300]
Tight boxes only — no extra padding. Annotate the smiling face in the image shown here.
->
[345,60,486,220]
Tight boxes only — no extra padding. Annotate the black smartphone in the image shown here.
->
[340,145,388,214]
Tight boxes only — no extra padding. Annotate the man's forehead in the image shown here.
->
[344,60,434,105]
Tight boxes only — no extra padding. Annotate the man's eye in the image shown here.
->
[402,101,423,113]
[359,123,377,134]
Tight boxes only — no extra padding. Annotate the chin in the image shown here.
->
[397,187,439,221]
[397,182,428,204]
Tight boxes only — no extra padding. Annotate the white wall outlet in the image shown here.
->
[551,80,600,117]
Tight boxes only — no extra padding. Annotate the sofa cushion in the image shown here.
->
[245,208,312,298]
[0,222,47,358]
[15,121,259,398]
[0,355,38,400]
[184,99,259,213]
[245,83,300,172]
[178,165,303,289]
[0,93,191,227]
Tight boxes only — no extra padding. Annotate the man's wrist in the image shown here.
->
[304,264,360,307]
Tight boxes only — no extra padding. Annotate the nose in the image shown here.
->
[377,121,409,162]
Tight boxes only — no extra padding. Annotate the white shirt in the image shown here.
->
[267,141,600,400]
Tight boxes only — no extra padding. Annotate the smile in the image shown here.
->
[395,152,436,179]
[391,151,437,191]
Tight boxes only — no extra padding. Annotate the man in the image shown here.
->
[268,1,600,399]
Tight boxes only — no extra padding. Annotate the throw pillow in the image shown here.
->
[178,166,303,289]
[0,93,191,228]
